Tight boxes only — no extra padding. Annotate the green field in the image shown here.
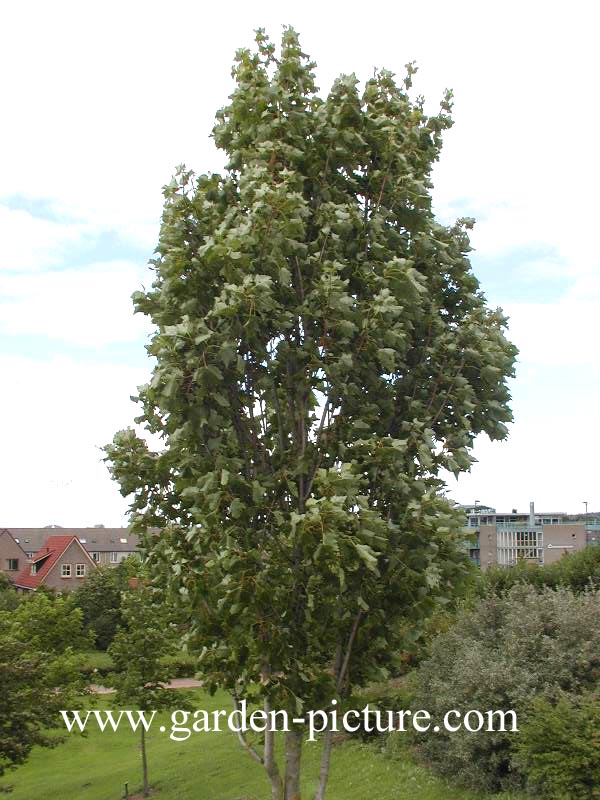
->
[4,690,522,800]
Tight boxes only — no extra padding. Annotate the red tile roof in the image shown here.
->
[14,536,82,590]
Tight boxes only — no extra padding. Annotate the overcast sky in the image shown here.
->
[1,0,598,526]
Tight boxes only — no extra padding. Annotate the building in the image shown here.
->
[0,528,28,582]
[5,527,140,567]
[14,535,97,592]
[459,502,591,569]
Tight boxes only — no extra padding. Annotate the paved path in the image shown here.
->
[89,677,203,694]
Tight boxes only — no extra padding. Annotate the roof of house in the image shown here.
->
[14,535,95,590]
[5,528,140,554]
[0,528,28,557]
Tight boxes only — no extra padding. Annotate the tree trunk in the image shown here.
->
[284,728,303,800]
[264,697,283,800]
[313,726,333,800]
[141,725,149,797]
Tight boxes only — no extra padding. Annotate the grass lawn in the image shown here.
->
[4,690,523,800]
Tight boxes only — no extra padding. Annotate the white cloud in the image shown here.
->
[0,261,152,346]
[0,355,150,526]
[0,205,89,272]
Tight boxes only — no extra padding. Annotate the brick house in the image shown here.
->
[0,528,27,582]
[14,535,97,592]
[5,527,140,566]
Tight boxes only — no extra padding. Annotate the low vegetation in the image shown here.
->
[480,544,600,594]
[5,690,524,800]
[411,584,600,794]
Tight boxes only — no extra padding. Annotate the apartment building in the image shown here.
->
[459,502,592,569]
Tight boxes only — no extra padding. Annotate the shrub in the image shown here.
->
[515,691,600,799]
[482,545,600,595]
[349,674,417,741]
[411,584,600,792]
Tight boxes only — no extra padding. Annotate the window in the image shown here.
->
[6,558,18,571]
[79,537,87,543]
[91,552,100,562]
[110,552,118,564]
[76,564,86,578]
[120,538,127,544]
[31,563,38,575]
[61,564,71,578]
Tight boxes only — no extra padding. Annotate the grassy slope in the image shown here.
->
[5,690,522,800]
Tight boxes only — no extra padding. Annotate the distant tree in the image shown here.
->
[106,27,517,799]
[4,592,92,654]
[72,560,134,649]
[0,574,19,612]
[108,585,185,797]
[0,625,86,779]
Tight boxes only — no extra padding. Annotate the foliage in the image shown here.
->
[0,573,19,612]
[71,561,134,650]
[105,26,516,799]
[1,591,92,654]
[108,585,181,706]
[482,544,600,595]
[108,584,189,797]
[514,690,600,800]
[0,626,86,778]
[412,584,600,792]
[349,674,418,741]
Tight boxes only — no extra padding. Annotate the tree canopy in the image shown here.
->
[106,27,517,799]
[0,606,86,779]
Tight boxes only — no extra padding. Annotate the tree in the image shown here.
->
[4,591,92,654]
[105,27,517,800]
[0,617,86,779]
[108,584,185,797]
[72,560,135,650]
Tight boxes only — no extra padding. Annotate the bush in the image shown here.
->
[411,584,600,792]
[515,691,600,799]
[349,675,417,741]
[482,545,600,595]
